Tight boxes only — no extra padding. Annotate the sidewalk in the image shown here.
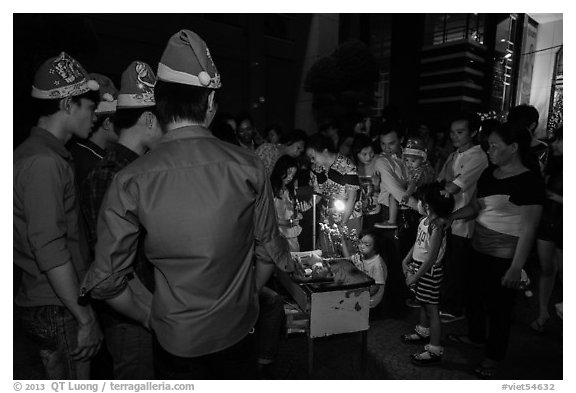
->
[266,286,563,380]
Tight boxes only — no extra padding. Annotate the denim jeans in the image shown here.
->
[256,287,285,365]
[153,330,256,379]
[16,305,90,379]
[105,321,154,379]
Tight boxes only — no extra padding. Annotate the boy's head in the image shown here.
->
[89,73,119,144]
[114,61,163,149]
[155,29,221,128]
[402,137,427,171]
[31,52,100,139]
[449,113,480,151]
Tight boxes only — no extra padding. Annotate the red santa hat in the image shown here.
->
[117,61,156,108]
[90,73,118,114]
[157,29,221,89]
[31,52,99,99]
[403,137,427,161]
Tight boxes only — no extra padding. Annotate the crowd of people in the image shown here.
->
[13,28,562,381]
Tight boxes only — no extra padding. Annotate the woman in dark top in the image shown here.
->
[305,133,362,242]
[444,122,545,378]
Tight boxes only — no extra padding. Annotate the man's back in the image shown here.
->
[89,126,276,357]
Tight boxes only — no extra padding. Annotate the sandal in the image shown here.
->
[401,332,429,344]
[401,325,430,344]
[446,334,483,348]
[411,345,442,366]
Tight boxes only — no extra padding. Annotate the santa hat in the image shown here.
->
[31,52,99,99]
[157,29,221,89]
[90,73,118,114]
[403,137,427,161]
[117,61,156,108]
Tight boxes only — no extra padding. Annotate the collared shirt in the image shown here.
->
[437,145,488,238]
[14,127,88,307]
[82,126,293,357]
[81,143,140,253]
[373,152,408,206]
[68,139,106,186]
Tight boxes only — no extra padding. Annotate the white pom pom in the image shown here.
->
[198,71,211,86]
[87,80,100,91]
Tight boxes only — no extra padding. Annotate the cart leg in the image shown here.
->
[361,330,368,374]
[307,336,314,376]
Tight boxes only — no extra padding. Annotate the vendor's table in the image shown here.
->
[277,258,374,375]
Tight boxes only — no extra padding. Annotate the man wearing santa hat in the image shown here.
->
[82,30,299,379]
[14,52,103,379]
[81,61,162,379]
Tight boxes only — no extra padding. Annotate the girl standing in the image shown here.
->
[401,183,454,366]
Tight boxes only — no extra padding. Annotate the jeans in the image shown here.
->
[105,321,154,379]
[153,330,256,379]
[256,287,286,365]
[16,305,90,379]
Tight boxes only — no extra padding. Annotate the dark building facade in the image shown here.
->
[13,14,312,147]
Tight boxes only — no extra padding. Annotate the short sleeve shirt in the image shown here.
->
[473,167,545,258]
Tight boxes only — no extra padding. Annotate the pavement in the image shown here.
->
[13,263,563,381]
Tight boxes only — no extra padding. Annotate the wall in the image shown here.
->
[294,14,340,134]
[529,18,562,137]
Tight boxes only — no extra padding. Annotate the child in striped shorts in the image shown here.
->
[400,183,454,366]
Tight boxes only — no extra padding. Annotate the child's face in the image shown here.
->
[404,156,423,171]
[417,200,428,216]
[357,146,375,165]
[283,167,297,185]
[358,235,376,257]
[267,129,280,144]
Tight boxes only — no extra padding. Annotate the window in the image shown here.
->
[424,14,485,46]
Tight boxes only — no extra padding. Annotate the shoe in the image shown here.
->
[405,298,421,308]
[374,221,398,229]
[446,333,483,348]
[410,344,442,366]
[440,311,465,324]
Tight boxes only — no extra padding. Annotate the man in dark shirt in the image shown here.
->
[68,74,119,186]
[81,61,162,380]
[14,52,103,379]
